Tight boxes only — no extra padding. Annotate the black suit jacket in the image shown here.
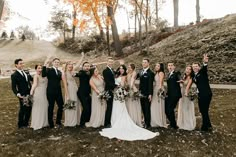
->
[138,68,154,96]
[166,71,182,99]
[193,65,212,97]
[75,70,91,96]
[42,66,62,95]
[103,67,116,91]
[11,70,33,96]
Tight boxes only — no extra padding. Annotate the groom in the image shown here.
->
[103,58,117,128]
[192,54,212,131]
[11,58,33,128]
[165,62,182,129]
[138,58,154,129]
[42,58,64,128]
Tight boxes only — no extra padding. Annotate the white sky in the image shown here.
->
[7,0,236,33]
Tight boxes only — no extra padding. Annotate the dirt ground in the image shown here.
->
[0,78,235,157]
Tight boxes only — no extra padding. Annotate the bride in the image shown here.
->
[100,65,159,141]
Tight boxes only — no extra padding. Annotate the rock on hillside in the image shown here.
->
[125,14,236,84]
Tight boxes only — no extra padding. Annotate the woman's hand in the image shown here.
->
[177,80,184,83]
[96,90,100,95]
[184,90,189,96]
[203,53,209,63]
[65,93,70,101]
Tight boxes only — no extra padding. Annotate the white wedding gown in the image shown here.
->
[100,77,159,141]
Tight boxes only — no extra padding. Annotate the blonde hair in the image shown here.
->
[64,61,73,73]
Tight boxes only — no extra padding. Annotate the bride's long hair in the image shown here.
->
[116,65,127,77]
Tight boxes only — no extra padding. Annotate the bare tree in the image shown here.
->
[196,0,200,23]
[107,1,123,56]
[155,0,159,28]
[173,0,179,27]
[145,0,150,53]
[0,0,5,20]
[134,4,138,47]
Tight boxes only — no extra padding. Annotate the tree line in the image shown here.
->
[49,0,201,56]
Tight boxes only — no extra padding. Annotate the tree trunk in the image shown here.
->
[146,0,149,54]
[134,4,137,47]
[72,9,76,40]
[92,7,104,39]
[138,0,144,54]
[106,24,110,56]
[0,0,5,20]
[107,3,123,56]
[125,8,130,37]
[173,0,179,27]
[155,0,159,29]
[63,23,66,43]
[196,0,200,23]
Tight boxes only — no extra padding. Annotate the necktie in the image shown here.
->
[21,71,27,81]
[55,68,58,75]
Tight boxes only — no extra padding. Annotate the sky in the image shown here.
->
[6,0,236,33]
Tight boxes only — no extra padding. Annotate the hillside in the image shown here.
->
[123,14,236,84]
[59,14,236,84]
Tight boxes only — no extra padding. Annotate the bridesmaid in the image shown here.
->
[126,64,142,127]
[151,63,167,128]
[30,65,48,130]
[62,55,84,127]
[86,67,106,128]
[177,65,196,130]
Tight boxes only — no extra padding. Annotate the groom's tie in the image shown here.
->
[55,68,58,75]
[21,70,27,81]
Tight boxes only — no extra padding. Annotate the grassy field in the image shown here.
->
[0,78,235,157]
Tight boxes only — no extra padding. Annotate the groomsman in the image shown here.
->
[75,62,91,127]
[103,58,117,128]
[42,58,64,128]
[138,58,154,129]
[165,62,182,129]
[192,54,212,131]
[11,59,33,128]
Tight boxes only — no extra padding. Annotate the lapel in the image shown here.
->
[51,67,60,78]
[168,71,174,80]
[141,68,149,76]
[194,73,200,83]
[107,67,114,76]
[16,70,27,82]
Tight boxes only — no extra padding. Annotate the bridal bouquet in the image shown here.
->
[114,86,128,102]
[157,88,166,99]
[64,99,76,110]
[128,90,147,100]
[97,91,111,101]
[22,95,33,107]
[187,88,198,101]
[97,91,111,105]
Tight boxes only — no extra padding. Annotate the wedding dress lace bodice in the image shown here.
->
[115,77,122,86]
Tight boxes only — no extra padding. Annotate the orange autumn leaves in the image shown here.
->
[64,0,116,32]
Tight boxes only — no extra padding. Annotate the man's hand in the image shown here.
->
[148,95,152,102]
[203,53,209,64]
[17,93,23,99]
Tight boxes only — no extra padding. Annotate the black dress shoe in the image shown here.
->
[49,125,55,129]
[169,125,179,130]
[143,124,151,129]
[104,124,111,128]
[200,126,209,132]
[79,125,85,128]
